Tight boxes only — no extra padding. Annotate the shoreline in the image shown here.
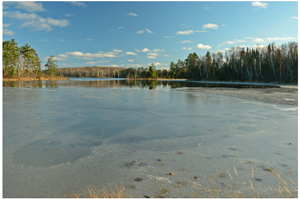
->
[2,77,70,82]
[126,78,298,85]
[125,77,187,80]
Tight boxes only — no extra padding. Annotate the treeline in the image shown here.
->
[3,39,60,78]
[3,39,42,78]
[58,66,124,77]
[119,42,298,83]
[118,63,161,79]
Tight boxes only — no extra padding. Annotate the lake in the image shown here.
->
[3,78,298,198]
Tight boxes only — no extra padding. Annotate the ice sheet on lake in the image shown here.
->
[3,80,298,198]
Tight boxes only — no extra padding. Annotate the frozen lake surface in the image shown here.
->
[3,78,298,198]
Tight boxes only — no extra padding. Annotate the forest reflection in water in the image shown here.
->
[3,79,281,89]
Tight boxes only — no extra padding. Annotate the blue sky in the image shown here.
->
[2,1,298,70]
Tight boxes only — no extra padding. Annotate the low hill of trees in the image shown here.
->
[58,66,124,77]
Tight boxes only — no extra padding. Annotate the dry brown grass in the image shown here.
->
[63,182,130,198]
[64,166,297,198]
[215,165,298,198]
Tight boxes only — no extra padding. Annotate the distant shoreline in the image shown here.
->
[125,77,187,80]
[2,77,70,82]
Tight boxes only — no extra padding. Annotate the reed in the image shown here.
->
[64,182,130,198]
[64,166,297,198]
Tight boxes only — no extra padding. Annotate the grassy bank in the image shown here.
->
[2,76,70,82]
[64,166,297,198]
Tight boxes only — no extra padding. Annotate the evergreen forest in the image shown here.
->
[118,42,298,83]
[2,39,59,78]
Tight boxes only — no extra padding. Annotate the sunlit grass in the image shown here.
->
[63,182,130,198]
[64,166,297,198]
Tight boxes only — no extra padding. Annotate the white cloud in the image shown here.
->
[126,52,137,55]
[147,56,156,59]
[182,47,192,50]
[175,30,194,35]
[118,26,123,29]
[291,17,298,19]
[222,24,226,27]
[113,49,122,53]
[60,39,64,42]
[252,44,267,49]
[61,63,71,66]
[128,12,138,17]
[153,49,165,52]
[65,51,118,59]
[237,45,250,48]
[180,40,192,43]
[3,24,10,27]
[196,43,212,49]
[164,54,170,57]
[235,39,247,43]
[148,52,158,56]
[70,2,87,7]
[223,41,236,45]
[98,61,103,63]
[252,1,269,9]
[86,61,96,65]
[65,14,74,17]
[136,30,144,34]
[3,29,15,35]
[4,11,70,31]
[12,2,46,12]
[205,6,210,10]
[245,37,255,39]
[165,36,175,38]
[141,48,150,52]
[135,49,140,52]
[146,29,153,33]
[54,57,67,61]
[217,50,225,53]
[58,54,69,58]
[109,65,120,67]
[3,11,39,20]
[74,57,93,60]
[267,37,295,41]
[43,56,66,61]
[202,23,218,29]
[195,30,209,33]
[127,63,142,67]
[224,48,240,52]
[148,62,168,66]
[128,60,134,62]
[252,38,265,43]
[84,38,93,41]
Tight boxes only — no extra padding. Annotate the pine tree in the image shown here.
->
[44,56,58,77]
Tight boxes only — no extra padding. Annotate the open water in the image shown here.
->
[3,78,298,198]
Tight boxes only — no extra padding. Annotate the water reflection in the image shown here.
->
[3,79,280,89]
